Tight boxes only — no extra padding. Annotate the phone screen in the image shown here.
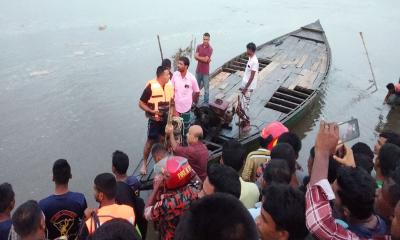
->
[338,118,360,143]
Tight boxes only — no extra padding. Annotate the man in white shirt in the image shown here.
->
[240,42,259,130]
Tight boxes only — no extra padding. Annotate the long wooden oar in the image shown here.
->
[359,32,378,92]
[157,35,164,61]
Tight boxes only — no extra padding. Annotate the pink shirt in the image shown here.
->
[171,71,200,113]
[395,83,400,93]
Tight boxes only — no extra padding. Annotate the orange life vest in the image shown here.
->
[85,204,136,234]
[145,79,174,120]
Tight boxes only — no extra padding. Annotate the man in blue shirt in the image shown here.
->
[39,159,87,240]
[0,182,14,240]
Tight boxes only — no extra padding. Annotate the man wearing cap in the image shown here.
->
[165,124,209,181]
[241,122,288,182]
[144,156,198,240]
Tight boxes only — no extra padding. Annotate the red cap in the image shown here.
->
[165,156,192,190]
[261,121,289,150]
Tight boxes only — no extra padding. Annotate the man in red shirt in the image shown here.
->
[165,124,209,181]
[194,33,213,104]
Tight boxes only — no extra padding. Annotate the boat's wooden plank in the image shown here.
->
[301,26,324,34]
[258,61,280,82]
[257,46,279,59]
[269,97,299,109]
[295,69,319,89]
[293,30,324,43]
[277,36,298,50]
[291,34,324,44]
[310,58,322,72]
[319,56,328,73]
[209,71,231,89]
[296,54,309,68]
[302,21,323,32]
[283,72,301,89]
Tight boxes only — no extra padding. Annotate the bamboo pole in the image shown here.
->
[157,35,164,61]
[359,32,377,91]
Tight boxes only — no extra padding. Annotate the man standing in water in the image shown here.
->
[171,57,200,137]
[139,66,174,175]
[194,33,213,104]
[240,42,259,130]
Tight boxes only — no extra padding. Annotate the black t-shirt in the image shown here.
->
[39,192,87,240]
[116,181,137,207]
[140,84,152,103]
[0,219,12,240]
[116,181,147,240]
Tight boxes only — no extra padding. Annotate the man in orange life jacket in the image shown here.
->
[139,66,174,175]
[83,173,136,236]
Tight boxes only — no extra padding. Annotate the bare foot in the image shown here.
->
[140,164,147,175]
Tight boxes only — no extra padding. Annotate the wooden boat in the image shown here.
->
[134,20,331,188]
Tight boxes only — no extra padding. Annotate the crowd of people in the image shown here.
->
[2,32,400,240]
[2,121,400,240]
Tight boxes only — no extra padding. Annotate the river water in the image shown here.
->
[1,0,400,207]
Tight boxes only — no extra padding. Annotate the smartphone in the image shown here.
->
[338,118,360,143]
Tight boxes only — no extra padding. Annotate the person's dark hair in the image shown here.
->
[387,166,400,208]
[221,139,246,172]
[353,153,374,174]
[387,83,395,91]
[379,131,400,147]
[90,218,139,240]
[207,164,241,198]
[262,184,308,240]
[336,166,376,220]
[327,155,340,184]
[151,143,168,158]
[179,56,190,67]
[112,150,129,175]
[53,159,71,185]
[246,42,256,52]
[271,143,296,174]
[309,146,315,160]
[203,32,210,38]
[161,59,172,69]
[352,142,374,160]
[277,132,302,157]
[378,143,400,177]
[175,193,258,240]
[0,183,14,213]
[12,200,43,238]
[156,65,168,78]
[263,159,291,185]
[94,173,117,200]
[259,135,273,149]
